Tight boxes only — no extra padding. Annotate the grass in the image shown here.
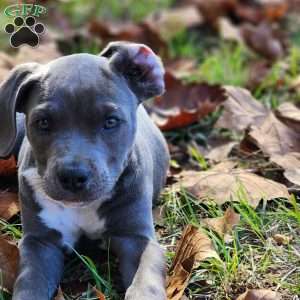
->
[0,1,299,299]
[159,184,300,299]
[158,148,300,299]
[170,31,252,87]
[188,145,209,170]
[0,220,22,240]
[58,0,174,25]
[198,44,251,87]
[169,30,207,60]
[169,28,300,110]
[61,244,120,300]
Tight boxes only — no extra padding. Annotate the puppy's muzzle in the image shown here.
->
[57,162,91,193]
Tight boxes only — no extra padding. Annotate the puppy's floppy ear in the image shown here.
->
[100,41,165,102]
[0,63,40,158]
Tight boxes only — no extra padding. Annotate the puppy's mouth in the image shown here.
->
[41,179,89,205]
[42,178,113,207]
[26,168,109,207]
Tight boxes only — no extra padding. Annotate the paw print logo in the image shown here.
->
[4,16,45,48]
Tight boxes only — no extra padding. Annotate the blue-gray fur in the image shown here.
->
[0,42,169,300]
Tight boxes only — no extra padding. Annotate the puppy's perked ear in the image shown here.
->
[0,63,40,158]
[100,41,165,102]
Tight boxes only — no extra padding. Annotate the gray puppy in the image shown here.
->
[0,41,169,300]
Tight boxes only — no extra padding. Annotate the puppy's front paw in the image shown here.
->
[125,284,166,300]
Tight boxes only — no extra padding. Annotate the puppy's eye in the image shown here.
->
[36,118,50,131]
[104,116,120,129]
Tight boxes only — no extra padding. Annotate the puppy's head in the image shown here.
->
[0,42,165,205]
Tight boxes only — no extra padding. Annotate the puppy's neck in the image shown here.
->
[22,167,107,248]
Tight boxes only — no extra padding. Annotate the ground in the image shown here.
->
[0,1,299,300]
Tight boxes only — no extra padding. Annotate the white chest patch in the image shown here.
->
[23,168,106,248]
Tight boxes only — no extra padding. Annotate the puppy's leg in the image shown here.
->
[12,234,64,300]
[111,236,166,300]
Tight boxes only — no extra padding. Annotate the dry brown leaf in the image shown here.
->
[217,16,287,60]
[0,236,19,292]
[205,141,237,162]
[150,72,226,130]
[202,207,240,242]
[190,0,287,25]
[247,112,300,156]
[167,225,219,300]
[0,52,15,82]
[217,87,300,159]
[241,23,285,60]
[165,59,198,79]
[236,289,280,300]
[247,60,273,90]
[236,2,288,23]
[89,6,202,57]
[272,233,292,245]
[92,286,106,300]
[146,6,203,42]
[290,75,300,92]
[15,43,61,65]
[284,168,300,186]
[287,0,300,12]
[210,160,238,172]
[0,191,20,221]
[0,156,17,176]
[276,102,300,122]
[259,0,288,21]
[88,20,168,56]
[275,102,300,132]
[177,168,289,207]
[54,287,66,300]
[215,86,268,132]
[0,52,15,70]
[187,0,237,24]
[218,17,243,42]
[0,43,61,84]
[271,152,300,169]
[271,152,300,186]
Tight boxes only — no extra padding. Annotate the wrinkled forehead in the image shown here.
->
[39,54,136,110]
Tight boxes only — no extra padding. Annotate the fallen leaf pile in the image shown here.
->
[192,0,289,60]
[164,82,298,298]
[216,86,300,186]
[0,1,299,299]
[215,86,269,132]
[88,5,204,59]
[87,0,289,61]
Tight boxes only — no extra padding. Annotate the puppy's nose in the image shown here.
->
[57,165,89,192]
